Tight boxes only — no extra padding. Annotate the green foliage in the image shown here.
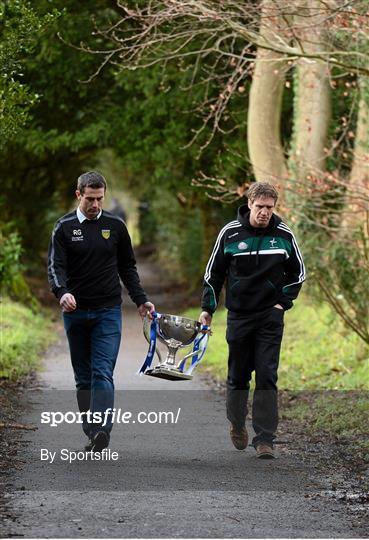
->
[110,50,251,203]
[0,226,23,290]
[1,0,246,285]
[0,297,55,379]
[0,223,39,307]
[288,57,368,346]
[110,59,245,284]
[0,0,58,145]
[300,221,369,345]
[0,0,125,254]
[138,186,237,287]
[0,80,35,144]
[148,193,204,286]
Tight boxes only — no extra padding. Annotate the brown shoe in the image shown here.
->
[256,443,275,459]
[230,424,248,450]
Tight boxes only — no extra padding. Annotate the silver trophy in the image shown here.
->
[142,314,208,381]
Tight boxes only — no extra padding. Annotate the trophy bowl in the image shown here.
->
[142,314,204,381]
[158,314,201,344]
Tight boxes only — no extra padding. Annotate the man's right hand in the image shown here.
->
[199,311,212,327]
[60,293,77,312]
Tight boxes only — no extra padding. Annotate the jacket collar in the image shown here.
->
[77,207,102,223]
[237,203,281,232]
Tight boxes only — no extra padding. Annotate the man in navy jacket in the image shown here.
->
[48,171,155,452]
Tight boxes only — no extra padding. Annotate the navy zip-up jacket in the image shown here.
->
[47,210,148,310]
[201,205,306,315]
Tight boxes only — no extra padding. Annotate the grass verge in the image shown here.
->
[0,297,56,379]
[183,294,369,463]
[280,390,369,465]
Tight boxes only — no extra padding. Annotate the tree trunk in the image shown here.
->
[289,0,331,185]
[247,0,289,185]
[343,76,369,227]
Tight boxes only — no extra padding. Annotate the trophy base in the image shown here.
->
[145,366,193,381]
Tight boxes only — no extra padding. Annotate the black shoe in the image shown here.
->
[84,438,94,451]
[91,430,110,452]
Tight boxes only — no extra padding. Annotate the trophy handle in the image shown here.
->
[155,347,163,364]
[180,349,200,363]
[178,331,210,375]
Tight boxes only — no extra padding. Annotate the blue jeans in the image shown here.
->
[63,305,122,437]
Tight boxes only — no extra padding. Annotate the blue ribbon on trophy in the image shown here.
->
[178,327,209,375]
[138,311,160,375]
[139,312,211,381]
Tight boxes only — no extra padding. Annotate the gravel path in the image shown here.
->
[0,260,365,538]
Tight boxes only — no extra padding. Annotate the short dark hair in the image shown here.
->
[246,181,278,204]
[77,171,107,194]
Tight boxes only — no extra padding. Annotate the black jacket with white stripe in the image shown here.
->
[47,210,148,310]
[201,205,306,315]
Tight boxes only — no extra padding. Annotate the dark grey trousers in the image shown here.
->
[226,307,284,447]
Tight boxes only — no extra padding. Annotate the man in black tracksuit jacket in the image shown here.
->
[48,171,155,452]
[199,182,305,459]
